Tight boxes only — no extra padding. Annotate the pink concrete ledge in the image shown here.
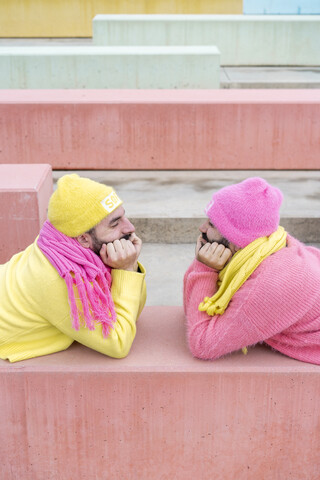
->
[0,164,52,264]
[1,306,319,480]
[0,90,319,169]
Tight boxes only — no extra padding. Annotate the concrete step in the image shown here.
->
[1,38,320,87]
[0,164,52,264]
[53,170,320,245]
[92,14,320,66]
[1,90,319,169]
[141,242,320,306]
[1,306,319,480]
[0,46,220,89]
[221,66,320,89]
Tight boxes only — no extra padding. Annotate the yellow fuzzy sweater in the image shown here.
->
[0,241,146,362]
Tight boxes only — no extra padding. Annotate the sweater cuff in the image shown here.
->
[193,258,219,275]
[111,264,146,298]
[137,261,146,275]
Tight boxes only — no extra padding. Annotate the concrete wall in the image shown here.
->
[0,46,220,89]
[0,164,52,263]
[92,14,320,66]
[0,90,319,170]
[0,0,242,37]
[1,306,320,480]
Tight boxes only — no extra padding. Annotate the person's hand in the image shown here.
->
[100,233,142,271]
[195,235,232,271]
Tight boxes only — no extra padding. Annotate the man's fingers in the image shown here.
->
[220,248,232,264]
[196,236,203,255]
[130,234,142,253]
[106,242,116,256]
[130,232,139,244]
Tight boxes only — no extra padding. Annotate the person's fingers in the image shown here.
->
[120,238,127,249]
[99,243,108,263]
[207,242,219,255]
[196,236,203,255]
[112,240,123,252]
[130,234,142,254]
[106,242,116,257]
[130,232,140,244]
[220,248,232,264]
[212,244,225,256]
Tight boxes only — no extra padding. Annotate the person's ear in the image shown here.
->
[76,233,91,249]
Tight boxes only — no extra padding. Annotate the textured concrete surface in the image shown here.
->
[0,38,319,87]
[0,0,242,37]
[91,14,320,65]
[140,242,320,306]
[53,170,320,244]
[1,90,319,169]
[0,46,220,89]
[0,164,52,263]
[1,306,320,480]
[221,66,320,88]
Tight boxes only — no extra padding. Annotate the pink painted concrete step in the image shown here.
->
[0,90,319,169]
[1,306,319,479]
[0,164,52,264]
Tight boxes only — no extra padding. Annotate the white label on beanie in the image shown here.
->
[101,191,122,213]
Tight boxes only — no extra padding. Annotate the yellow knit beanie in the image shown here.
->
[48,174,122,237]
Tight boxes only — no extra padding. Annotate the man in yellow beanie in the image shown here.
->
[0,174,146,362]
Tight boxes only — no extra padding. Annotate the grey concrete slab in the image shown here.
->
[0,39,319,88]
[220,67,230,85]
[141,242,320,306]
[140,243,194,306]
[53,170,320,244]
[222,67,320,88]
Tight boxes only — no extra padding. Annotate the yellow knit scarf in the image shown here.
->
[198,226,287,354]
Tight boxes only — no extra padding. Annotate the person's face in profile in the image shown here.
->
[88,206,135,256]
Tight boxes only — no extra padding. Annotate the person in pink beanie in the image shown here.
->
[183,177,320,365]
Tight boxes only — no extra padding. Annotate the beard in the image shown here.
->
[201,232,230,249]
[90,231,132,256]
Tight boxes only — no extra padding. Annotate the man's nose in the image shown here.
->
[199,221,207,233]
[123,217,135,233]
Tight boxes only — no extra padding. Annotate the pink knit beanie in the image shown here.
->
[205,177,283,248]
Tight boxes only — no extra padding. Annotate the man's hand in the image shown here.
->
[99,233,142,271]
[195,235,232,271]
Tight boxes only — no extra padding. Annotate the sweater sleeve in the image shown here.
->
[183,255,302,360]
[52,262,147,359]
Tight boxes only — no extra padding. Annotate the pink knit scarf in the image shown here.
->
[37,220,116,337]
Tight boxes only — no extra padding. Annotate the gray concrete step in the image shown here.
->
[53,170,320,245]
[141,242,320,306]
[0,39,319,88]
[221,67,320,89]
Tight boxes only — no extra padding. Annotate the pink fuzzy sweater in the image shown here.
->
[183,236,320,365]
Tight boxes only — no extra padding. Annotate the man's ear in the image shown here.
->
[76,233,91,249]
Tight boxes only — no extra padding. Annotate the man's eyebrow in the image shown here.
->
[109,214,122,225]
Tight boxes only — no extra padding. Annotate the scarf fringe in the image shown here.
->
[38,221,116,336]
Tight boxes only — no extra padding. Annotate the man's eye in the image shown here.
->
[111,223,119,228]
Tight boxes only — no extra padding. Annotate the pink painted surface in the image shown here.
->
[0,164,52,264]
[1,306,319,480]
[0,90,319,169]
